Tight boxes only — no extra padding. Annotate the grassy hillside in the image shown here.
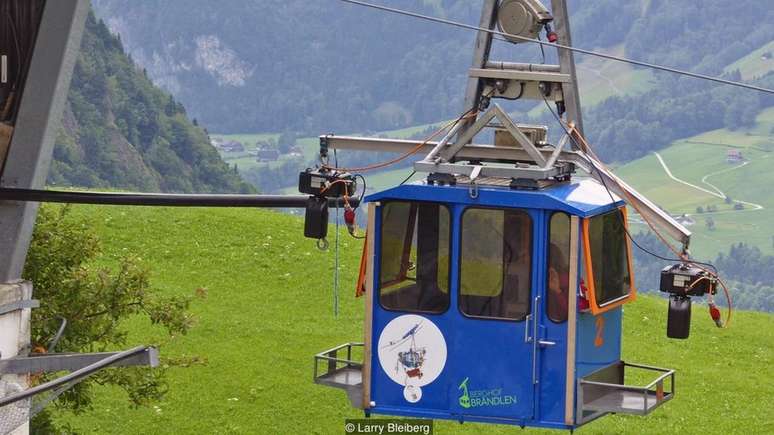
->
[48,204,773,434]
[616,107,774,257]
[724,40,774,80]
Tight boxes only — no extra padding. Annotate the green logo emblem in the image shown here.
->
[457,378,517,409]
[458,377,471,409]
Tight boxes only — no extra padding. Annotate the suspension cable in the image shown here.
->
[334,0,774,95]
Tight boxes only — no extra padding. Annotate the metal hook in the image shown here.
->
[469,183,479,199]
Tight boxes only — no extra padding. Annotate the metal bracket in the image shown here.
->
[0,346,159,409]
[0,348,159,375]
[0,299,38,316]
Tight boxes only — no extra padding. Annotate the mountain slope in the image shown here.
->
[91,0,773,138]
[50,12,254,193]
[46,203,774,434]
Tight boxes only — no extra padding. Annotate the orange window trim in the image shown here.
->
[582,207,637,316]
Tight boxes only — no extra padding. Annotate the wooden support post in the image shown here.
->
[361,202,378,409]
[564,216,580,425]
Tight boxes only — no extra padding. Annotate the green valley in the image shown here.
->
[616,107,774,257]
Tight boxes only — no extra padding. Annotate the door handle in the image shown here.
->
[538,340,556,348]
[524,314,532,343]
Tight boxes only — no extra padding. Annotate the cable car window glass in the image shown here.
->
[379,201,450,314]
[588,209,632,305]
[547,212,570,323]
[460,208,532,320]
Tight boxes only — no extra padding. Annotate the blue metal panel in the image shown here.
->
[575,308,623,379]
[536,212,571,425]
[449,205,537,422]
[370,205,456,414]
[365,179,623,218]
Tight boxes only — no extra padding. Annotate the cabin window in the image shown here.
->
[547,212,571,323]
[379,201,450,314]
[459,208,532,320]
[583,208,635,313]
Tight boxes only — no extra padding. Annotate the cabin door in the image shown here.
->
[449,206,537,421]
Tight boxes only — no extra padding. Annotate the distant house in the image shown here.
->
[726,149,743,163]
[218,140,245,153]
[288,146,304,157]
[762,51,771,61]
[256,148,280,162]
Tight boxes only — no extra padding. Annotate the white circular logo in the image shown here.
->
[403,385,422,403]
[377,314,447,403]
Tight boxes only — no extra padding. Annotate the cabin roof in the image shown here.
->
[365,178,624,217]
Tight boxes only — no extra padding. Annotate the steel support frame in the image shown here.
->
[550,0,584,136]
[0,0,89,283]
[0,348,159,375]
[457,0,499,140]
[322,135,583,165]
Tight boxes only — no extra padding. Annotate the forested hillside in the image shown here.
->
[50,12,254,193]
[91,0,774,141]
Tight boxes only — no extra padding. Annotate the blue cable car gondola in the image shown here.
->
[315,178,675,430]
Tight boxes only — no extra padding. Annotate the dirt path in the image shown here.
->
[652,152,764,213]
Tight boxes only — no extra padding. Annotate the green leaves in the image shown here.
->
[24,205,195,429]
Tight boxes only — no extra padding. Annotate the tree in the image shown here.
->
[705,216,716,231]
[24,206,196,431]
[277,130,297,155]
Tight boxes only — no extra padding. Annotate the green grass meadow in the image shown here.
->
[48,204,773,434]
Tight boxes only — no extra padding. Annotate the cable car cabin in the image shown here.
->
[314,178,675,431]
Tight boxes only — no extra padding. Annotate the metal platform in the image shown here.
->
[313,343,364,409]
[577,361,674,424]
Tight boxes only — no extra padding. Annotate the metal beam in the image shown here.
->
[0,0,89,282]
[458,0,499,138]
[0,346,157,408]
[0,188,359,209]
[322,135,582,164]
[414,161,572,181]
[469,68,572,83]
[550,0,584,136]
[0,348,159,375]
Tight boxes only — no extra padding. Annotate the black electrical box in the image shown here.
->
[667,295,692,339]
[304,196,329,240]
[298,169,356,198]
[659,264,716,297]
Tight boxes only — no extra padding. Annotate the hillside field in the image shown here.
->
[615,107,774,257]
[49,204,773,434]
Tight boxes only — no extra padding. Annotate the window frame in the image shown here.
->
[546,211,571,324]
[377,200,453,315]
[581,207,637,315]
[457,206,533,322]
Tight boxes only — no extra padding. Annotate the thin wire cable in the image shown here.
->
[334,205,340,317]
[399,170,417,186]
[334,0,774,95]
